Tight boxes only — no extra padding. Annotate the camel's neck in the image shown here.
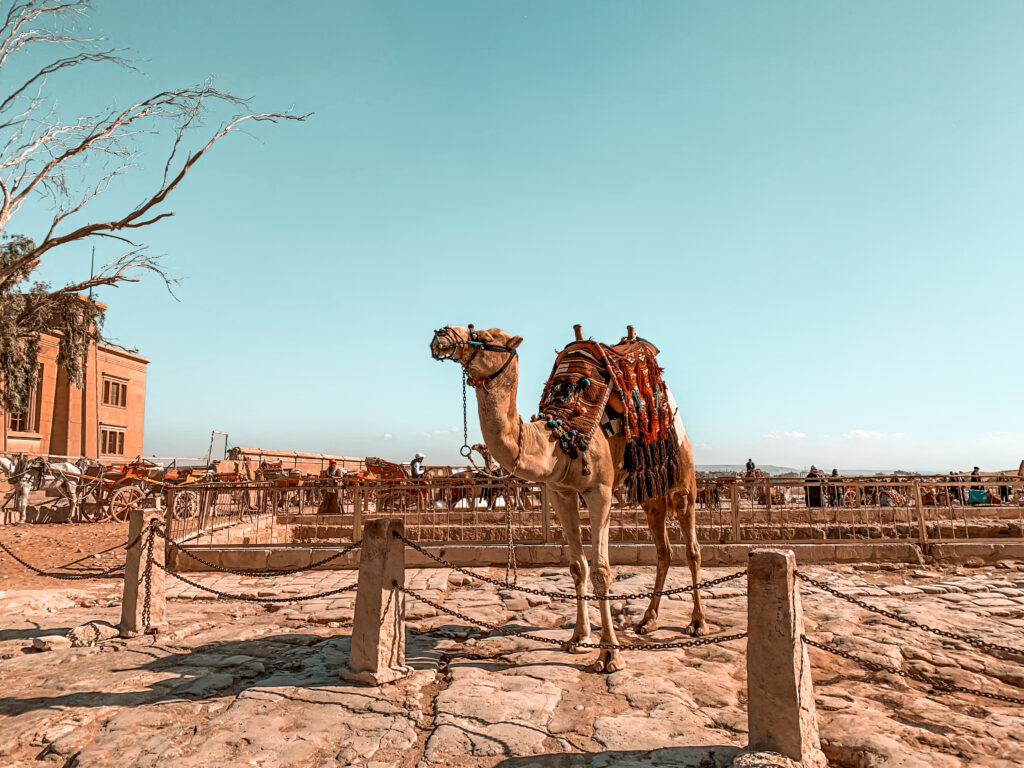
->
[473,358,524,474]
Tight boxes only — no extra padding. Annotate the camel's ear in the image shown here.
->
[507,335,523,350]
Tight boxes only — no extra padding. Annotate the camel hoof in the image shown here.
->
[635,617,658,635]
[588,649,625,673]
[688,621,709,637]
[564,637,592,654]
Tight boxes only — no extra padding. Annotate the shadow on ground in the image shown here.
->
[494,745,741,767]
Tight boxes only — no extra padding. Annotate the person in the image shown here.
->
[999,475,1011,503]
[948,471,963,504]
[318,458,344,514]
[745,458,755,477]
[410,452,426,478]
[971,466,982,491]
[805,465,824,508]
[828,468,844,507]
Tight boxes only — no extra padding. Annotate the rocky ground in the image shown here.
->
[0,527,1022,767]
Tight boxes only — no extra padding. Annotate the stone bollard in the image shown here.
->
[340,518,411,685]
[119,502,166,637]
[744,549,826,768]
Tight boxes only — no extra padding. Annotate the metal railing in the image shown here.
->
[162,473,1024,549]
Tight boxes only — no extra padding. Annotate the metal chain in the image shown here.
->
[504,503,518,585]
[159,531,362,577]
[155,560,359,603]
[802,635,1024,706]
[142,525,155,631]
[397,582,746,651]
[459,371,472,458]
[0,532,141,580]
[394,529,746,601]
[797,572,1024,659]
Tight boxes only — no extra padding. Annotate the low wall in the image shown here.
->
[170,539,1024,572]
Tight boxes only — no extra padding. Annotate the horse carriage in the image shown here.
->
[78,458,166,521]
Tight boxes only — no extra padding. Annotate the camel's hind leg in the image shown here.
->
[636,496,672,635]
[673,487,708,636]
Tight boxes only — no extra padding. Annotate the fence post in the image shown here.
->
[731,483,740,542]
[745,549,825,768]
[340,517,410,685]
[119,501,166,637]
[541,485,551,543]
[913,480,928,551]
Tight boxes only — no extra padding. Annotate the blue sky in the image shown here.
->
[14,1,1024,470]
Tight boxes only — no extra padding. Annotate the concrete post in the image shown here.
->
[340,517,411,685]
[745,549,826,768]
[119,503,166,637]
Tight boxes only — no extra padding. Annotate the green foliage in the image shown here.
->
[0,234,104,413]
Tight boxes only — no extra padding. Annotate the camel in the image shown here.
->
[430,325,706,673]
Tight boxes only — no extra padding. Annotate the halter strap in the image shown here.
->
[432,324,518,390]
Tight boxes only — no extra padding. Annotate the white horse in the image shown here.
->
[22,457,87,522]
[1,455,34,524]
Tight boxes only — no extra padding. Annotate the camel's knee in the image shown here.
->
[685,541,701,567]
[569,559,589,586]
[591,562,612,594]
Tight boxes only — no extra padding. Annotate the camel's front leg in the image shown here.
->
[549,487,591,651]
[674,489,708,636]
[585,485,624,672]
[637,499,672,635]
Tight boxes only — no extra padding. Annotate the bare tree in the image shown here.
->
[0,0,306,412]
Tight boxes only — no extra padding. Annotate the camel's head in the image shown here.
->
[430,325,523,385]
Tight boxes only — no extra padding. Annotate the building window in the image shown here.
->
[101,427,126,456]
[9,364,42,433]
[103,377,128,407]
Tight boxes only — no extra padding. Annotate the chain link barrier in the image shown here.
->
[802,635,1024,705]
[159,531,362,577]
[394,529,745,601]
[153,559,359,604]
[797,572,1024,659]
[0,532,141,580]
[397,581,747,651]
[142,525,156,630]
[504,504,518,585]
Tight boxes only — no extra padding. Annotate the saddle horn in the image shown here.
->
[626,325,637,340]
[573,324,583,341]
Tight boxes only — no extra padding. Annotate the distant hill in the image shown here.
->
[696,464,798,476]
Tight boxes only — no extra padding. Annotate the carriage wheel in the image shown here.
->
[108,486,145,522]
[172,489,200,520]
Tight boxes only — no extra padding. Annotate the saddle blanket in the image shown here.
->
[536,333,680,503]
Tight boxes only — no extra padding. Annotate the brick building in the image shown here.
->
[3,319,148,461]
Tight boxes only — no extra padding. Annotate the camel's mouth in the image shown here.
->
[430,326,463,361]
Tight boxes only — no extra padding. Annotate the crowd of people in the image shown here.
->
[743,458,1016,507]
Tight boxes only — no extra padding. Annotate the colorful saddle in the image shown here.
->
[535,329,680,503]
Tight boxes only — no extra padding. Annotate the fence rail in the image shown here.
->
[161,473,1024,549]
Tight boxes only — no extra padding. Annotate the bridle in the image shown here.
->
[430,324,518,389]
[431,324,522,468]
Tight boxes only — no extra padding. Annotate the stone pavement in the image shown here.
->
[0,561,1022,767]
